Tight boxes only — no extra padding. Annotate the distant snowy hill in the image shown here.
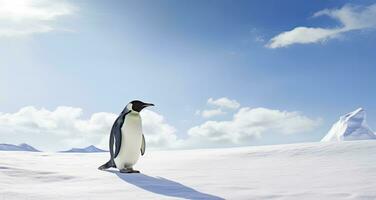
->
[322,108,376,142]
[0,143,40,152]
[60,145,107,153]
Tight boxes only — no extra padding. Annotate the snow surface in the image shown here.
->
[60,145,107,153]
[0,143,40,152]
[0,140,376,200]
[322,108,376,142]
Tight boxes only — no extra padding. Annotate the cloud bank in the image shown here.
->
[187,107,321,147]
[0,0,75,37]
[0,103,320,151]
[267,3,376,48]
[0,106,177,151]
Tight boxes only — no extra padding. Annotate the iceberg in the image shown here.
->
[321,108,376,142]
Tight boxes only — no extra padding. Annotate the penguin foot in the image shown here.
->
[98,160,115,170]
[119,168,140,173]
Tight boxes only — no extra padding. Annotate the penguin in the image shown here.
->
[98,100,154,173]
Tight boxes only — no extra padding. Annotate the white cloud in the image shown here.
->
[201,109,225,118]
[207,97,240,110]
[0,0,75,37]
[187,107,321,147]
[267,3,376,48]
[0,106,178,151]
[195,97,239,119]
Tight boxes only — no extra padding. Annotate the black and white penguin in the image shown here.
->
[98,100,154,173]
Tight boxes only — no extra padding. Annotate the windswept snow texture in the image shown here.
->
[322,108,376,142]
[60,145,107,153]
[0,141,376,199]
[0,143,40,152]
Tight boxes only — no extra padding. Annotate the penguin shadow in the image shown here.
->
[105,170,224,200]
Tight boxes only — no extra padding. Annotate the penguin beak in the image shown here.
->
[142,103,154,108]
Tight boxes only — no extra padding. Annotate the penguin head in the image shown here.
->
[126,100,154,112]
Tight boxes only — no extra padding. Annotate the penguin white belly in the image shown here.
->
[114,113,142,169]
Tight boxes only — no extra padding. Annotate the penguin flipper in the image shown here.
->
[111,110,130,159]
[113,123,122,158]
[141,134,146,156]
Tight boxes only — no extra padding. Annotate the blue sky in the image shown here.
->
[0,0,375,151]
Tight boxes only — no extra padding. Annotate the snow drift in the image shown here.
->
[0,141,375,200]
[321,108,376,142]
